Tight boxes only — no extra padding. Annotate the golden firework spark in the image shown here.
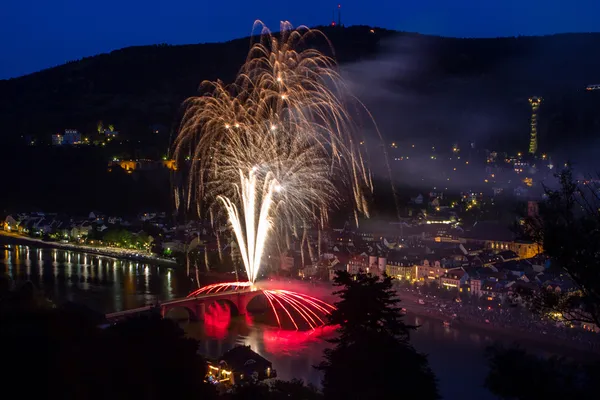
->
[174,21,373,283]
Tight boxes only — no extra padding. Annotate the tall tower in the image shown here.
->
[528,96,542,155]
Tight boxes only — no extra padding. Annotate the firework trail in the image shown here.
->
[187,282,336,330]
[174,21,374,286]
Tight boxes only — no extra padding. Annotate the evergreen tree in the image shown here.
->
[521,168,600,326]
[317,271,439,399]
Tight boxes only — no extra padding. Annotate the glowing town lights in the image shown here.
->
[235,123,240,128]
[270,124,277,131]
[276,76,282,82]
[274,184,283,192]
[281,94,288,100]
[225,124,231,129]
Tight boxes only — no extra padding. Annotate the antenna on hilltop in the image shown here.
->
[338,4,342,27]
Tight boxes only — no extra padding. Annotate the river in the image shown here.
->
[2,242,582,399]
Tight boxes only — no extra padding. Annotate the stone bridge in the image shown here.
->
[105,289,264,322]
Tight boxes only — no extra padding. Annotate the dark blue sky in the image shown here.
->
[1,0,598,79]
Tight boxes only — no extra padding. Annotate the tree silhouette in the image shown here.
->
[222,378,321,400]
[485,345,600,400]
[317,271,439,399]
[521,168,600,326]
[1,285,217,400]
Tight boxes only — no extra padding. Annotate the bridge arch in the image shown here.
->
[161,290,268,321]
[163,305,197,321]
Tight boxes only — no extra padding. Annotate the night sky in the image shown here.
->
[2,0,599,79]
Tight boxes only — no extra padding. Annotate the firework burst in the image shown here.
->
[174,21,373,284]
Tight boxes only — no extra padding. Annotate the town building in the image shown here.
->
[51,129,82,145]
[470,278,482,297]
[463,221,541,259]
[63,129,82,144]
[207,345,275,385]
[385,250,419,281]
[279,250,295,272]
[440,269,469,292]
[347,254,369,275]
[416,259,460,283]
[51,134,63,145]
[108,159,177,172]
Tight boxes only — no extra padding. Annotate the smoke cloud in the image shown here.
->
[339,32,600,189]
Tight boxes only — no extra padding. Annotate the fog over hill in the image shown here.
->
[1,26,600,213]
[1,26,600,156]
[342,32,600,158]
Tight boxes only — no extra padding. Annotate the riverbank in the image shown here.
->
[0,231,178,268]
[285,281,600,357]
[398,290,600,359]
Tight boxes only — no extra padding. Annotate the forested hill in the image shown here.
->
[1,26,600,153]
[0,25,393,144]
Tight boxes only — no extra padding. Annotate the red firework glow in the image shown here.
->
[187,282,336,330]
[187,281,252,296]
[262,325,338,354]
[204,302,231,340]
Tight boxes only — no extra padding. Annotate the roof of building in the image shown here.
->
[220,346,272,371]
[498,250,519,260]
[463,243,485,252]
[443,269,466,280]
[387,249,422,264]
[497,259,532,272]
[463,221,515,242]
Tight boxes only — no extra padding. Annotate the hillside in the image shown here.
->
[0,25,392,145]
[2,27,600,215]
[1,27,600,153]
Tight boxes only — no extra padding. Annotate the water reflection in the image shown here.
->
[0,243,190,313]
[0,241,580,400]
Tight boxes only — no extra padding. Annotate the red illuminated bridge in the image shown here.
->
[105,282,335,330]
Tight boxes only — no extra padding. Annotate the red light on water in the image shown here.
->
[204,301,231,340]
[263,325,337,354]
[188,282,336,331]
[262,289,335,330]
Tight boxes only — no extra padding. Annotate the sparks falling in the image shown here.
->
[174,21,373,286]
[174,21,375,329]
[187,282,336,330]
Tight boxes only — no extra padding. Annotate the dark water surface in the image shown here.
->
[4,242,573,399]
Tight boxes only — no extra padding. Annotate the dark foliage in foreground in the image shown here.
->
[222,379,322,400]
[520,168,600,327]
[0,277,324,399]
[485,344,600,400]
[317,271,439,399]
[1,280,214,399]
